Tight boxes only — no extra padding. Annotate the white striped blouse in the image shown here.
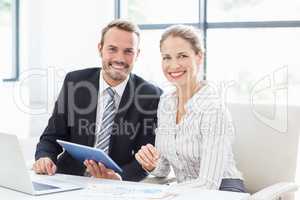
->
[151,84,243,189]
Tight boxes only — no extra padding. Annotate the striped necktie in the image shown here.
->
[94,87,116,153]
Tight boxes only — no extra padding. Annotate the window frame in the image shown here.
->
[2,0,19,82]
[116,0,300,81]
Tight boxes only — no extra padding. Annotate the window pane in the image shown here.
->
[208,0,300,22]
[206,28,300,105]
[133,30,168,86]
[121,0,199,24]
[0,0,13,78]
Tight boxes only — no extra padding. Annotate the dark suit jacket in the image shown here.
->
[35,68,162,181]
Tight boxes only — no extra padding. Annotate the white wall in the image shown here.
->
[0,0,115,138]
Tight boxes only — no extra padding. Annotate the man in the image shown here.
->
[33,19,161,181]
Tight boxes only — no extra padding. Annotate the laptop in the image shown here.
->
[0,132,82,195]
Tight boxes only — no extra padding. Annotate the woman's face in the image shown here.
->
[160,36,202,87]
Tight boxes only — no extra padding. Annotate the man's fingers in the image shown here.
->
[40,160,48,174]
[32,162,41,174]
[32,163,37,171]
[52,164,57,174]
[43,159,52,175]
[106,170,116,179]
[45,161,52,175]
[46,161,55,175]
[43,160,50,175]
[35,163,43,174]
[98,162,107,176]
[83,160,89,172]
[89,160,101,177]
[99,163,117,179]
[106,168,114,173]
[33,158,56,175]
[84,160,119,179]
[84,160,96,176]
[99,163,113,173]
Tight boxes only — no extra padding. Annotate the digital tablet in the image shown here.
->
[56,140,123,174]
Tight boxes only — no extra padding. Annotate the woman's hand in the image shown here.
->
[135,144,160,172]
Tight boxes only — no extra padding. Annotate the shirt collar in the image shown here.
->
[99,70,130,98]
[167,82,217,112]
[184,82,220,112]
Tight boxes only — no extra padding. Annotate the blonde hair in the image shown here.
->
[160,25,205,54]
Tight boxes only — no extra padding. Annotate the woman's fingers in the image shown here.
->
[146,144,160,160]
[135,144,160,172]
[135,151,156,171]
[141,145,158,162]
[138,148,156,166]
[135,153,148,166]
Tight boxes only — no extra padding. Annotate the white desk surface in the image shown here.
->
[0,171,250,200]
[6,138,249,200]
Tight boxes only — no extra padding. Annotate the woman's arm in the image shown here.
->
[149,154,171,178]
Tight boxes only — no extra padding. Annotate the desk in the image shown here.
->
[0,171,250,200]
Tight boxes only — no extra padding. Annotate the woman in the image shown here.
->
[135,25,246,192]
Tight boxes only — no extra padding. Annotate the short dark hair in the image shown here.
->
[100,19,140,48]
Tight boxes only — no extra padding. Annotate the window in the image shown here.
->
[118,0,300,105]
[206,0,300,104]
[121,0,199,24]
[133,30,166,86]
[118,6,300,182]
[0,0,18,81]
[207,28,300,104]
[120,0,202,89]
[207,0,300,22]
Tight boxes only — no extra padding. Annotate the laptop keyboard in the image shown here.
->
[32,181,60,191]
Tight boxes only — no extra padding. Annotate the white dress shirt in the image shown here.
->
[151,83,243,189]
[94,70,129,144]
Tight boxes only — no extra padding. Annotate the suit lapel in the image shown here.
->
[109,74,136,154]
[86,68,100,146]
[115,73,135,122]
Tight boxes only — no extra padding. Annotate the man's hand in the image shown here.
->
[83,160,122,180]
[32,157,57,175]
[135,144,160,172]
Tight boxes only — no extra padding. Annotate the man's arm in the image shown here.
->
[121,158,149,181]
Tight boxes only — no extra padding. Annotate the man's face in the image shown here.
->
[98,27,140,86]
